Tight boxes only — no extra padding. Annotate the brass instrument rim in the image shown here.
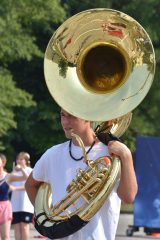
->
[77,41,131,94]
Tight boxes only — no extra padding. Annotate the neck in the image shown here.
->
[0,168,5,178]
[71,131,97,146]
[69,138,96,161]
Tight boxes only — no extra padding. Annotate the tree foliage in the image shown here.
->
[0,0,159,168]
[0,68,35,149]
[0,0,65,167]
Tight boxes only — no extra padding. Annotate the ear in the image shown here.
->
[2,160,6,167]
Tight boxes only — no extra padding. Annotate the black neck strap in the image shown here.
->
[69,139,96,161]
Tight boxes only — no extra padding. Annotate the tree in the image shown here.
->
[0,0,66,167]
[0,69,35,150]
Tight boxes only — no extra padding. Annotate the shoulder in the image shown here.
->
[36,141,69,164]
[32,141,69,181]
[25,166,33,174]
[94,141,109,152]
[45,141,69,156]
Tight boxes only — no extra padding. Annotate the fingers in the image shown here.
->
[108,140,128,156]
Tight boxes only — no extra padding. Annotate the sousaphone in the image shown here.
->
[34,8,155,239]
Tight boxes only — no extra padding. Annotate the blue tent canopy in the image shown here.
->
[134,136,160,228]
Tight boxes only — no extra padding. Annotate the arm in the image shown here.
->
[7,166,29,183]
[9,185,25,191]
[25,172,42,206]
[108,140,138,204]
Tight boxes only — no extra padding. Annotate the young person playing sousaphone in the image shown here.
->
[25,109,137,240]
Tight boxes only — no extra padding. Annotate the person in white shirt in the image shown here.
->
[10,152,34,240]
[25,109,137,240]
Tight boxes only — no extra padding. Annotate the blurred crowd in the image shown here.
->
[0,152,34,240]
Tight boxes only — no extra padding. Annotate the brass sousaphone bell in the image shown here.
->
[34,8,155,239]
[44,8,155,122]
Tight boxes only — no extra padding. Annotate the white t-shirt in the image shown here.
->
[11,166,34,213]
[33,141,121,240]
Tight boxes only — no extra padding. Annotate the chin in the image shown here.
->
[65,132,72,139]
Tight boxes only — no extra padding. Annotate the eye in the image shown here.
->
[60,112,65,117]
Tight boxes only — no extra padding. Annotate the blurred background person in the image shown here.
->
[0,153,29,240]
[10,152,34,240]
